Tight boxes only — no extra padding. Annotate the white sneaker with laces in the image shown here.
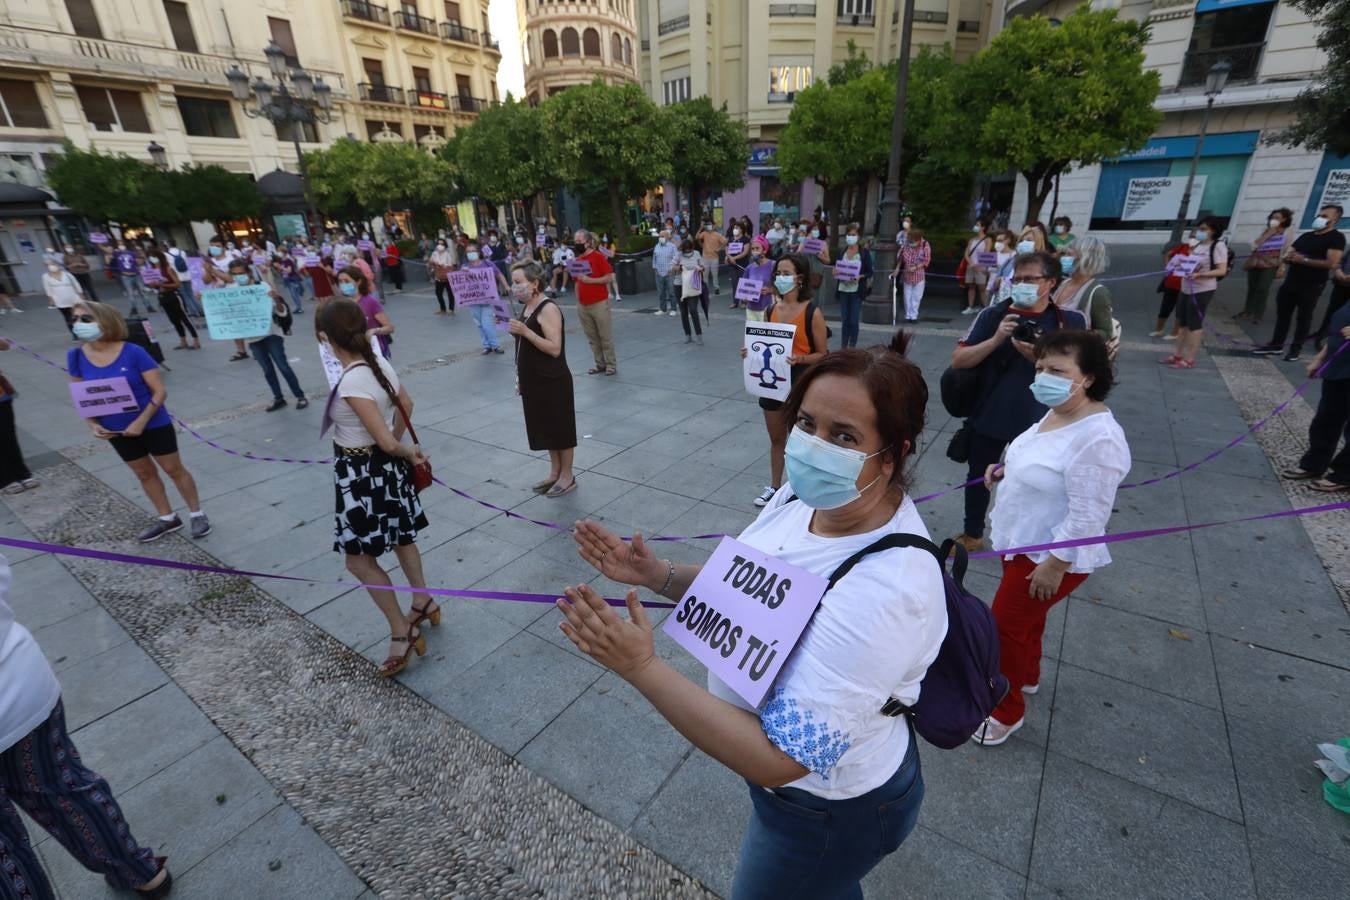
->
[753,485,776,507]
[971,715,1023,747]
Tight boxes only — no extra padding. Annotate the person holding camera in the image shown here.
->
[948,251,1086,552]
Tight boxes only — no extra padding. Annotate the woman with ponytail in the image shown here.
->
[318,298,437,678]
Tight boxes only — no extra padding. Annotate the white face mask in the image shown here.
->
[994,241,1007,252]
[1312,216,1330,230]
[1268,218,1282,229]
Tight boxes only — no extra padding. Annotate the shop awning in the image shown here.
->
[1195,0,1275,14]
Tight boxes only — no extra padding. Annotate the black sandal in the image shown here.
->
[229,351,249,361]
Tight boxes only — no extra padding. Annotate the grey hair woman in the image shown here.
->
[507,258,578,497]
[1053,235,1117,346]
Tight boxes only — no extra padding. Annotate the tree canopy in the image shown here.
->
[663,97,748,226]
[446,97,551,207]
[928,6,1161,224]
[1276,0,1350,155]
[306,138,456,220]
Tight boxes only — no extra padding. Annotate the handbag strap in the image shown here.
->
[392,394,419,446]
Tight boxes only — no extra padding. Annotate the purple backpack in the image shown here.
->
[824,533,1009,749]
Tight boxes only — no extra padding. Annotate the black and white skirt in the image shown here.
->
[332,445,429,556]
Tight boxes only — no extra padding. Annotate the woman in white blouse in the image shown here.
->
[974,330,1131,746]
[557,333,947,898]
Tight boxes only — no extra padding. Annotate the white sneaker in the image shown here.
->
[960,307,975,316]
[753,485,776,507]
[1022,683,1039,695]
[970,716,1023,747]
[8,308,19,314]
[669,310,679,317]
[1147,330,1163,337]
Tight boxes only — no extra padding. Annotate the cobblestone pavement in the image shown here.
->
[1,258,1347,898]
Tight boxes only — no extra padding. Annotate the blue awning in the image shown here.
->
[1195,0,1274,14]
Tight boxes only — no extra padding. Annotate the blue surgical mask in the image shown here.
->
[773,274,797,295]
[1017,240,1035,255]
[1312,216,1329,230]
[232,274,250,286]
[72,321,102,341]
[1010,282,1040,308]
[845,234,859,246]
[1195,229,1210,242]
[1030,372,1079,408]
[467,251,480,261]
[1060,256,1075,276]
[784,427,887,510]
[339,282,358,296]
[209,246,223,257]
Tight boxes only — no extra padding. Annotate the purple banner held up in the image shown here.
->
[69,377,137,418]
[802,238,826,254]
[735,278,764,304]
[834,258,862,280]
[566,259,592,277]
[89,232,109,245]
[448,266,498,306]
[358,239,374,252]
[139,265,163,285]
[976,251,999,267]
[727,241,744,256]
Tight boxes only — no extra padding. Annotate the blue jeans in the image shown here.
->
[176,277,202,317]
[249,335,304,401]
[471,303,499,349]
[283,277,305,312]
[838,288,863,348]
[732,734,922,900]
[118,273,144,311]
[656,272,675,311]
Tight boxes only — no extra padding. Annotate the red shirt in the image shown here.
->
[383,244,400,265]
[1163,245,1189,292]
[575,249,613,305]
[307,262,335,299]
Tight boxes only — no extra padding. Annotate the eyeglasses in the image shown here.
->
[73,314,95,323]
[1010,275,1048,285]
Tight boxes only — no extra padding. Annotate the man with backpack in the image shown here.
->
[945,251,1086,552]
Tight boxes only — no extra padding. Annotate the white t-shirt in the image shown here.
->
[331,358,400,448]
[551,246,575,267]
[989,410,1131,573]
[708,489,947,800]
[678,253,705,297]
[43,271,83,307]
[0,557,62,753]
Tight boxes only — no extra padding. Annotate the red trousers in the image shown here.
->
[990,555,1089,725]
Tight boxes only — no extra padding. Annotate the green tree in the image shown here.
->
[827,40,877,87]
[450,97,553,209]
[1275,0,1350,155]
[44,141,154,226]
[540,79,672,233]
[902,46,976,231]
[305,138,374,221]
[353,141,456,212]
[664,97,748,227]
[173,164,262,223]
[778,65,894,239]
[929,6,1161,224]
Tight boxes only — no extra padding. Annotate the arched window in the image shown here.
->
[611,32,623,63]
[561,27,580,56]
[623,37,633,66]
[582,27,600,57]
[542,29,558,58]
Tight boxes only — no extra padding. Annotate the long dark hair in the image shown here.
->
[153,245,175,283]
[317,298,398,406]
[782,331,926,492]
[775,252,813,302]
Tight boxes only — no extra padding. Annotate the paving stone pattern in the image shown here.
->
[2,259,1347,898]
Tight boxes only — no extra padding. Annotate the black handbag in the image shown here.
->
[946,426,971,463]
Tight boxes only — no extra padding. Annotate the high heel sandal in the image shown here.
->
[378,624,425,678]
[410,598,441,628]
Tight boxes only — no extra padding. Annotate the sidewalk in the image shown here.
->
[1,266,1347,898]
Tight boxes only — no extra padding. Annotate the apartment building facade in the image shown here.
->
[516,0,639,102]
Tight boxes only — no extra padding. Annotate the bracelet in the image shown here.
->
[657,559,676,596]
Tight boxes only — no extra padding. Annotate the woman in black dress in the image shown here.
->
[507,260,577,498]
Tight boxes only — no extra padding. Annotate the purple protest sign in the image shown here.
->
[536,233,546,246]
[976,251,999,267]
[663,537,827,708]
[69,377,138,418]
[727,241,744,256]
[358,239,374,252]
[566,258,592,277]
[448,266,498,306]
[186,256,206,292]
[1169,255,1201,277]
[303,254,322,268]
[139,265,163,285]
[89,232,108,245]
[735,277,764,304]
[741,262,775,310]
[1257,235,1285,253]
[252,253,268,267]
[802,238,826,254]
[834,258,862,280]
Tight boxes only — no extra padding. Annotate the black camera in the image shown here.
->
[1011,319,1043,344]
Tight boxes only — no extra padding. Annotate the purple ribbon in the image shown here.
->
[0,535,674,610]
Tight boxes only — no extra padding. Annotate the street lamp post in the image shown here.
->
[226,42,333,238]
[146,141,168,170]
[1167,60,1231,248]
[863,0,917,324]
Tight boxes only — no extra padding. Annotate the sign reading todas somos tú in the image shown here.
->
[663,537,828,708]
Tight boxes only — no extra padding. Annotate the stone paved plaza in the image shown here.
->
[1,253,1347,898]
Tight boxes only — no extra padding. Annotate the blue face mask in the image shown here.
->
[773,274,797,295]
[1010,282,1040,308]
[845,234,859,246]
[784,427,887,510]
[209,246,223,257]
[339,281,358,296]
[1016,240,1035,255]
[232,274,250,286]
[467,251,480,262]
[1060,256,1075,276]
[1030,372,1079,408]
[72,321,102,342]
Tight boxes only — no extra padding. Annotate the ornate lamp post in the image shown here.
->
[226,41,333,237]
[1167,60,1232,248]
[146,141,168,170]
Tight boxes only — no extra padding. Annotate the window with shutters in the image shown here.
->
[64,0,103,39]
[76,86,152,133]
[582,28,601,57]
[268,18,300,68]
[412,67,433,93]
[176,95,239,138]
[163,1,198,53]
[0,80,49,129]
[444,0,461,20]
[560,27,579,56]
[363,58,386,86]
[542,30,558,57]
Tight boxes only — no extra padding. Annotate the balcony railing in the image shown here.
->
[657,15,689,35]
[914,10,949,24]
[770,3,815,15]
[410,89,448,109]
[440,20,479,44]
[340,0,390,25]
[956,19,980,32]
[767,91,796,104]
[393,10,437,35]
[451,94,486,114]
[359,82,405,104]
[1179,43,1263,88]
[837,13,875,26]
[482,30,500,51]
